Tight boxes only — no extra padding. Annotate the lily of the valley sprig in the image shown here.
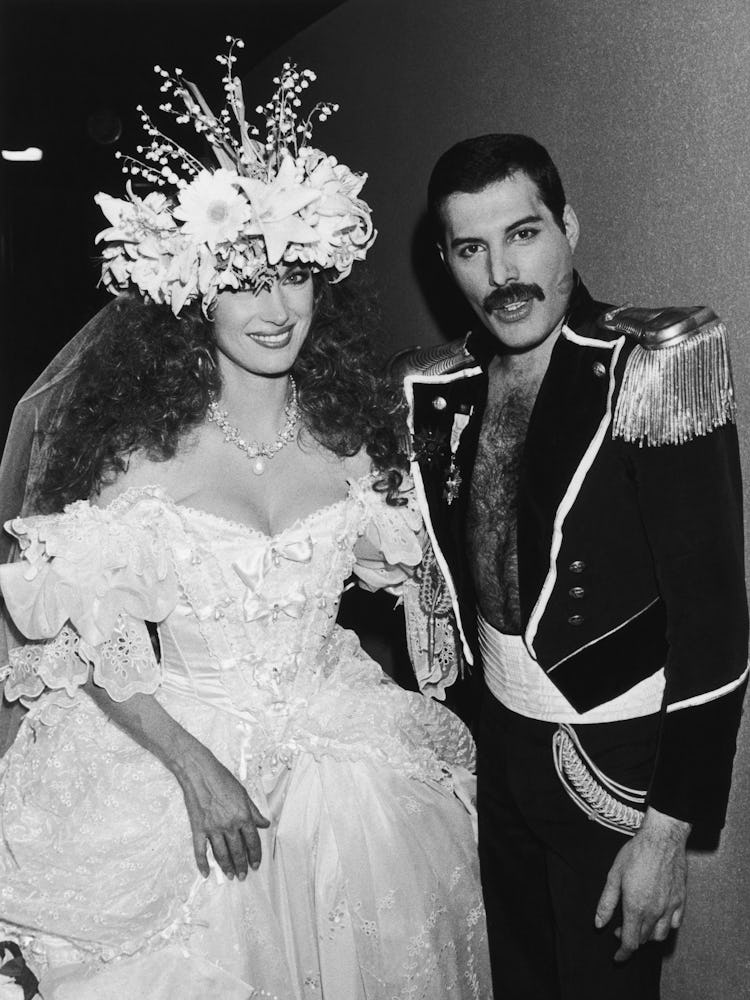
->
[94,37,376,316]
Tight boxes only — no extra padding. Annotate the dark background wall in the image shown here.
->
[245,2,750,996]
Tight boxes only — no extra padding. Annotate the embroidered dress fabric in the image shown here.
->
[0,477,489,1000]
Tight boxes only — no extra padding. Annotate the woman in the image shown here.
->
[0,43,490,1000]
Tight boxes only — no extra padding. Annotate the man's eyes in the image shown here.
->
[457,243,484,259]
[456,229,539,258]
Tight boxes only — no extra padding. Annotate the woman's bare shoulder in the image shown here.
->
[342,448,373,482]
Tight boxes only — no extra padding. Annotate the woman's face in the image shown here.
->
[211,265,315,378]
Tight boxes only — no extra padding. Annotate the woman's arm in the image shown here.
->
[84,681,269,880]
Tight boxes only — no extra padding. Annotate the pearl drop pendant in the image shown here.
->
[206,376,298,476]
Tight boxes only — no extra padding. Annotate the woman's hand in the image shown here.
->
[174,746,270,880]
[82,683,270,880]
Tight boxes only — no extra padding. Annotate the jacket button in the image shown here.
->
[432,395,447,411]
[568,614,585,626]
[592,361,607,378]
[569,560,586,573]
[569,586,585,599]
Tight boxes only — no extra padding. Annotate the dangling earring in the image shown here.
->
[194,347,216,376]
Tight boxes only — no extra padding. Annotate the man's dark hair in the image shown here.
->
[427,133,567,241]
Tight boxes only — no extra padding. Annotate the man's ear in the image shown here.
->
[437,243,448,269]
[562,204,580,253]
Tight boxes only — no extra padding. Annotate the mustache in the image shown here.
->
[483,283,545,313]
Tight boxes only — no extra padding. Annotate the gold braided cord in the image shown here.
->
[613,321,736,446]
[553,726,645,836]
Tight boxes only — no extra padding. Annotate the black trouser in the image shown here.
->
[477,688,664,1000]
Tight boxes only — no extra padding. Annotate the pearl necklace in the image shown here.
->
[207,376,299,476]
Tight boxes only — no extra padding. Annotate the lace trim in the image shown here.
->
[5,615,161,705]
[349,475,423,583]
[230,632,476,788]
[0,872,204,974]
[93,617,162,702]
[402,542,462,700]
[552,724,645,835]
[6,626,89,701]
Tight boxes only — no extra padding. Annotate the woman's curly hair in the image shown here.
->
[35,271,408,513]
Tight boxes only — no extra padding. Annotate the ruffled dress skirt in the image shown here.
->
[1,645,487,1000]
[0,486,491,999]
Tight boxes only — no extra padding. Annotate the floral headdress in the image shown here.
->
[94,37,376,316]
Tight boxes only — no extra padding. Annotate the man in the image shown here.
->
[396,134,748,998]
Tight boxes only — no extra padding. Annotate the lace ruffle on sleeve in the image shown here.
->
[349,476,423,594]
[402,541,464,702]
[348,477,462,701]
[0,498,178,704]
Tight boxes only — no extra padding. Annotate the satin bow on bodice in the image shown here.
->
[232,534,315,591]
[240,589,308,624]
[232,534,314,622]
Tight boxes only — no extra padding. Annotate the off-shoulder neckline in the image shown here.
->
[98,473,377,542]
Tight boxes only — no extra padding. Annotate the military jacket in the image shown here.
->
[398,278,748,827]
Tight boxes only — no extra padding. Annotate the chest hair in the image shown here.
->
[467,372,540,633]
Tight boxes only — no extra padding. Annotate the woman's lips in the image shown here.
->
[246,327,294,349]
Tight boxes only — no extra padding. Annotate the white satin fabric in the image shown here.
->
[478,611,666,723]
[0,476,490,1000]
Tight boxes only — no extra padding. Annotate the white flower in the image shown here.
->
[99,247,132,290]
[235,154,320,263]
[305,151,365,216]
[93,51,377,314]
[131,255,171,303]
[94,185,175,246]
[173,169,252,250]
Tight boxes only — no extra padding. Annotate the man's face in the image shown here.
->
[439,172,579,355]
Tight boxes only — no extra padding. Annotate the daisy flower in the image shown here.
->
[173,169,252,250]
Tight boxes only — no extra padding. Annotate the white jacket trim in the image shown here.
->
[666,661,750,713]
[546,597,660,673]
[404,368,482,666]
[525,329,626,654]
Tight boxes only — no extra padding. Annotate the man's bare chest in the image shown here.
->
[467,385,536,629]
[469,391,530,522]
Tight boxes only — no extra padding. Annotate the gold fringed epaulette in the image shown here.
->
[387,336,477,383]
[600,304,736,446]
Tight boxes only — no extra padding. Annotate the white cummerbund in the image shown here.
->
[478,611,665,723]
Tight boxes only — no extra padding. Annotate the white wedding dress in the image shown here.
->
[0,475,490,1000]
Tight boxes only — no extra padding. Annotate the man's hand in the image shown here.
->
[595,806,690,961]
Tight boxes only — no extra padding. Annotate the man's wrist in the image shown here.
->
[641,806,692,844]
